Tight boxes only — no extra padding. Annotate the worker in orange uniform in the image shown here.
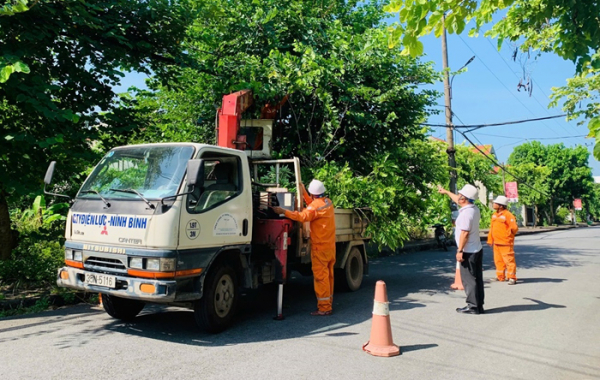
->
[487,196,519,285]
[272,180,336,316]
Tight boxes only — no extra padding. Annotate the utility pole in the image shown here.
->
[501,162,506,191]
[441,15,457,196]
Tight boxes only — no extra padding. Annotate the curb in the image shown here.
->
[392,224,583,254]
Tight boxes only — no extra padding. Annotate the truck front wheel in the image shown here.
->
[194,263,238,333]
[102,294,145,320]
[339,247,364,292]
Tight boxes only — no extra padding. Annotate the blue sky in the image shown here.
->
[417,32,600,175]
[116,14,599,176]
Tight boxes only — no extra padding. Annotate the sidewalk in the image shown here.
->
[387,223,584,255]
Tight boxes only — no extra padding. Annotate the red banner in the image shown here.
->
[573,198,582,210]
[504,182,518,202]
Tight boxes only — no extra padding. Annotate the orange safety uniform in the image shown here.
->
[284,191,336,312]
[487,209,519,281]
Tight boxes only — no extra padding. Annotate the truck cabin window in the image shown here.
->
[187,157,242,213]
[78,145,195,200]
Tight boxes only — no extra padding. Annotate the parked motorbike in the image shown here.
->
[433,224,453,251]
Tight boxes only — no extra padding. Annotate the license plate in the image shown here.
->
[85,273,116,288]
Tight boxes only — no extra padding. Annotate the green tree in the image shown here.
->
[0,0,193,260]
[127,0,441,249]
[505,163,551,227]
[0,0,35,83]
[454,144,502,197]
[386,0,600,160]
[507,141,594,224]
[584,183,600,221]
[429,140,502,228]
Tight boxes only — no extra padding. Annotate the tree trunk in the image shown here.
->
[549,198,555,225]
[533,205,538,228]
[544,210,551,226]
[0,192,16,261]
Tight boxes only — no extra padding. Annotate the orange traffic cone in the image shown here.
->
[450,261,464,290]
[362,281,400,357]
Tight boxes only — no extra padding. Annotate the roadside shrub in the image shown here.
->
[408,225,430,240]
[555,207,570,224]
[1,196,67,289]
[0,237,64,288]
[478,200,493,229]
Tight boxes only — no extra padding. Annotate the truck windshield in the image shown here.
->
[79,145,195,200]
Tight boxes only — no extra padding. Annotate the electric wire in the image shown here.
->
[484,38,578,135]
[421,114,567,129]
[455,128,549,197]
[473,132,588,140]
[449,109,548,196]
[456,35,563,137]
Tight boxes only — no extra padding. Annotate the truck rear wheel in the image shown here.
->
[102,294,145,320]
[194,263,238,333]
[339,247,364,292]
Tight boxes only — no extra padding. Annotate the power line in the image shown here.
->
[451,110,546,195]
[495,139,529,151]
[443,112,552,199]
[455,129,550,197]
[472,132,588,140]
[456,35,563,137]
[484,38,578,136]
[422,114,567,129]
[470,132,524,140]
[452,110,484,147]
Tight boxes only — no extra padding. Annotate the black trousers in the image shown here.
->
[460,249,484,310]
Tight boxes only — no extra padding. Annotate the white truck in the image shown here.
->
[48,91,371,332]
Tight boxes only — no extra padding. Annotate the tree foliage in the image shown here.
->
[508,141,594,224]
[0,0,193,259]
[387,0,600,160]
[127,0,441,249]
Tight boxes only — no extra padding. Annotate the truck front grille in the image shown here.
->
[85,256,127,273]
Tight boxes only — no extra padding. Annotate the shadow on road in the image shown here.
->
[75,251,468,347]
[515,277,567,284]
[484,298,566,314]
[4,233,588,347]
[401,343,439,353]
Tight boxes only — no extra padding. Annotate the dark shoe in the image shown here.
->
[310,310,332,316]
[456,306,479,315]
[478,307,485,314]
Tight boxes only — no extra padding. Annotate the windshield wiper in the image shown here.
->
[109,188,155,209]
[80,190,111,207]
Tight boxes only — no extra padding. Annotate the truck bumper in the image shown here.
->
[57,267,178,303]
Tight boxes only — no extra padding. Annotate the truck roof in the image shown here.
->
[110,142,246,155]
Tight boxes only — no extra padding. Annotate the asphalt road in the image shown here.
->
[2,227,599,380]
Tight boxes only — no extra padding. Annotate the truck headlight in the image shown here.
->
[146,258,176,271]
[73,250,83,262]
[146,258,160,271]
[65,249,73,260]
[129,257,144,269]
[160,258,176,272]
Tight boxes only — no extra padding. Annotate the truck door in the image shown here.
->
[178,150,252,255]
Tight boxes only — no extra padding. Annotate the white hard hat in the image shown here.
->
[307,179,326,195]
[493,195,508,206]
[458,184,478,200]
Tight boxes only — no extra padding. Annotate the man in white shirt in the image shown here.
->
[438,184,484,315]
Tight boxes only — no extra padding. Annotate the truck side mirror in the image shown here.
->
[44,161,56,185]
[186,159,202,187]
